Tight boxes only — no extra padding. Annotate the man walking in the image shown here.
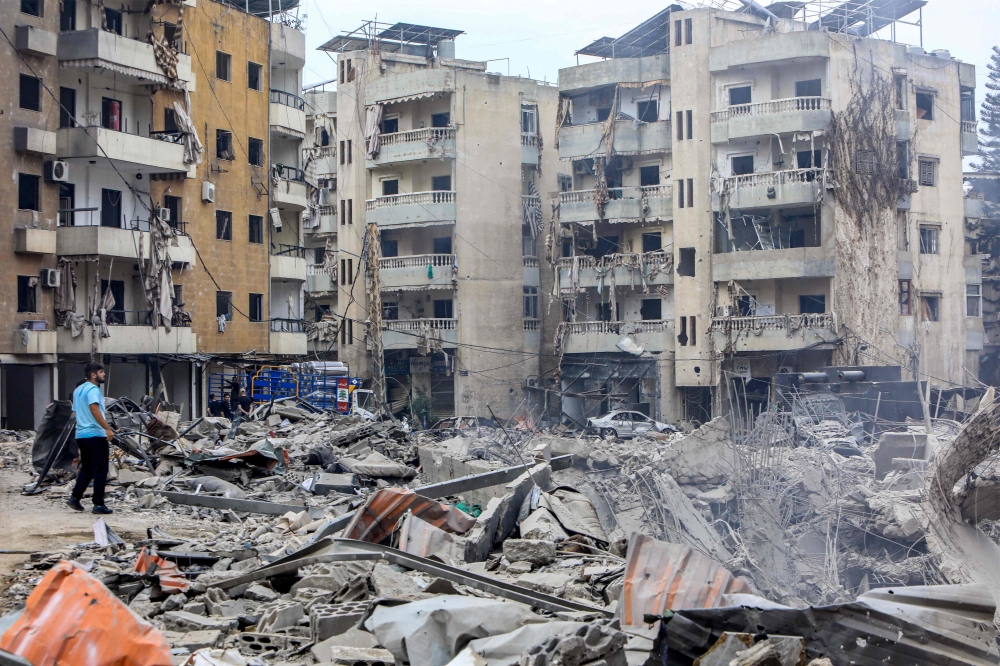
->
[68,363,114,514]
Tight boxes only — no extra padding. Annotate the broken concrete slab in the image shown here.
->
[255,600,304,633]
[515,571,572,596]
[173,630,224,651]
[161,611,239,633]
[313,473,357,496]
[309,600,369,642]
[502,539,556,566]
[519,506,569,542]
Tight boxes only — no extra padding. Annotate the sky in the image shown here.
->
[296,0,997,93]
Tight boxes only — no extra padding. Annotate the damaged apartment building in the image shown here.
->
[552,1,982,425]
[318,23,561,420]
[3,0,311,425]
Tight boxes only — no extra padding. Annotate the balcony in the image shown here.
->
[559,185,672,224]
[57,321,196,355]
[524,318,541,351]
[383,318,458,349]
[366,191,456,228]
[370,128,456,165]
[709,30,830,72]
[524,255,540,288]
[962,121,979,157]
[14,127,56,156]
[307,205,338,235]
[711,97,832,143]
[379,254,456,291]
[712,247,835,282]
[56,226,194,265]
[559,54,670,94]
[58,29,193,86]
[305,145,337,175]
[270,246,308,281]
[14,228,57,255]
[558,320,672,354]
[270,318,308,355]
[366,69,454,105]
[15,25,57,57]
[15,330,57,355]
[272,167,308,211]
[965,196,984,220]
[57,127,187,173]
[270,90,306,139]
[558,120,671,161]
[522,133,539,165]
[271,23,306,69]
[557,252,673,291]
[713,169,827,210]
[709,313,838,352]
[306,265,336,293]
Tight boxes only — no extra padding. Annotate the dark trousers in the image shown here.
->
[72,436,109,506]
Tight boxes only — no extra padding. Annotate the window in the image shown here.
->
[249,215,263,243]
[313,247,326,265]
[636,100,658,123]
[164,108,179,133]
[521,106,537,133]
[433,237,452,254]
[248,137,264,166]
[919,226,939,254]
[314,304,330,322]
[164,195,182,230]
[523,286,538,319]
[60,0,76,30]
[597,302,614,322]
[799,295,826,314]
[596,106,612,122]
[382,117,399,134]
[216,51,232,82]
[684,18,692,44]
[163,23,180,49]
[101,188,121,227]
[687,179,694,207]
[216,129,234,160]
[216,291,233,321]
[98,280,124,323]
[894,75,906,110]
[381,239,398,257]
[104,8,122,34]
[432,175,452,191]
[247,62,262,91]
[21,0,42,17]
[899,280,912,315]
[522,227,537,257]
[383,302,399,320]
[678,247,696,277]
[640,165,660,187]
[381,179,399,196]
[897,141,910,179]
[433,299,453,319]
[729,86,751,106]
[967,284,982,317]
[855,150,875,174]
[684,110,691,140]
[339,140,345,165]
[431,112,450,128]
[248,293,263,322]
[678,316,688,346]
[339,59,345,84]
[19,75,41,112]
[17,276,38,313]
[347,199,352,224]
[961,89,976,122]
[343,258,353,285]
[915,91,933,120]
[346,139,352,163]
[674,20,682,47]
[795,79,822,97]
[642,232,662,253]
[18,174,40,211]
[677,177,685,208]
[59,87,76,128]
[797,150,822,169]
[59,183,75,226]
[640,298,662,320]
[731,155,754,175]
[922,295,939,322]
[918,159,936,187]
[216,210,232,240]
[676,111,684,140]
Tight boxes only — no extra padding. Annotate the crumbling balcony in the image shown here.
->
[305,145,337,176]
[15,329,57,355]
[366,69,454,105]
[56,226,195,265]
[306,264,336,293]
[709,312,838,352]
[270,90,306,139]
[558,120,671,161]
[559,185,672,224]
[370,128,456,166]
[306,205,338,235]
[57,28,193,86]
[710,97,832,143]
[559,319,672,354]
[558,54,670,95]
[557,252,673,291]
[379,254,456,290]
[270,245,308,282]
[383,318,458,350]
[365,191,457,228]
[57,319,196,355]
[272,167,308,211]
[713,169,828,210]
[57,127,187,174]
[962,121,979,157]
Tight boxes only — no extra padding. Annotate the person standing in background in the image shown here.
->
[68,363,115,515]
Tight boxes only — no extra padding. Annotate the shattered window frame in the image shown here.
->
[247,61,263,91]
[216,291,233,321]
[918,226,939,254]
[216,50,232,82]
[915,90,934,120]
[921,294,940,322]
[216,129,234,161]
[898,279,912,315]
[966,283,982,317]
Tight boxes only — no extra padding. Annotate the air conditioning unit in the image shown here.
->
[156,207,171,222]
[202,181,216,203]
[715,305,732,317]
[44,160,69,182]
[41,268,60,288]
[613,156,632,171]
[573,161,589,175]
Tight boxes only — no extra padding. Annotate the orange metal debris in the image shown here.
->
[135,546,192,593]
[343,487,477,544]
[0,560,173,666]
[620,533,752,626]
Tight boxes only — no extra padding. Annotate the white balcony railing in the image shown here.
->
[522,194,541,208]
[379,253,455,270]
[723,168,827,190]
[711,97,832,124]
[523,256,539,268]
[709,312,836,334]
[380,127,455,147]
[556,251,672,272]
[384,318,457,332]
[521,133,539,147]
[561,319,671,335]
[962,120,978,134]
[319,205,336,216]
[524,318,541,331]
[305,145,336,160]
[559,184,671,205]
[366,191,455,211]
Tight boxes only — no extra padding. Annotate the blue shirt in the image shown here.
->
[73,382,107,439]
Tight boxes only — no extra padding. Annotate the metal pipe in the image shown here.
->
[837,370,866,382]
[797,372,829,383]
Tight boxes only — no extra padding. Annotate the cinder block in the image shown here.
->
[256,600,304,633]
[309,601,369,642]
[236,632,310,655]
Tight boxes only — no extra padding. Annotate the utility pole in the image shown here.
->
[365,221,387,415]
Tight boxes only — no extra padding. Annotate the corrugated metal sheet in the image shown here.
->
[343,487,476,544]
[134,547,191,593]
[397,513,465,563]
[619,534,751,626]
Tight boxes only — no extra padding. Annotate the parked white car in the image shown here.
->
[587,410,676,439]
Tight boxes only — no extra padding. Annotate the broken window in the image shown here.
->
[18,173,40,211]
[216,129,234,160]
[899,280,912,315]
[249,215,263,244]
[17,276,38,313]
[799,295,825,314]
[382,116,399,134]
[678,247,696,276]
[59,183,75,226]
[248,137,264,167]
[216,210,232,241]
[640,166,660,186]
[967,284,982,317]
[19,75,41,112]
[21,0,41,16]
[594,235,619,257]
[919,226,939,254]
[431,112,450,128]
[731,155,754,176]
[248,62,263,91]
[637,101,658,123]
[104,8,122,34]
[381,239,398,257]
[729,86,751,106]
[216,291,233,321]
[431,175,451,191]
[521,105,537,133]
[381,179,399,196]
[678,316,688,346]
[854,150,875,174]
[383,302,399,321]
[797,150,822,169]
[163,23,180,49]
[918,159,936,187]
[433,237,452,254]
[640,299,661,320]
[897,141,910,179]
[737,295,756,316]
[596,106,612,122]
[642,232,662,253]
[922,295,940,321]
[915,91,934,120]
[523,287,538,319]
[216,51,232,82]
[249,294,263,322]
[433,299,454,319]
[164,107,179,133]
[795,79,822,97]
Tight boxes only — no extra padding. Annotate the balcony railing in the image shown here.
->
[270,89,305,111]
[723,168,827,189]
[711,97,832,124]
[556,251,672,272]
[559,184,671,205]
[380,127,455,147]
[521,133,539,147]
[523,256,539,268]
[305,145,336,160]
[384,318,457,332]
[272,244,308,258]
[523,318,540,331]
[708,312,836,334]
[318,205,336,218]
[101,309,191,327]
[270,318,307,333]
[149,130,187,144]
[962,120,978,134]
[561,319,671,335]
[379,253,455,270]
[273,165,305,182]
[366,191,455,211]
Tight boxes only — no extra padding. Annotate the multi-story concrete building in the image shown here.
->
[553,2,981,424]
[964,171,1000,385]
[318,22,560,420]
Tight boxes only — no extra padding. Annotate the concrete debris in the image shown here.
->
[503,539,557,566]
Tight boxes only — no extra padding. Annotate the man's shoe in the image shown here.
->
[92,505,113,515]
[67,497,85,512]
